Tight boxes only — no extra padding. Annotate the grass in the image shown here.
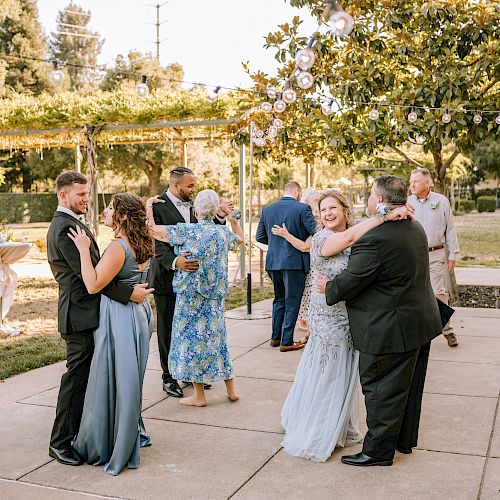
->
[0,279,274,380]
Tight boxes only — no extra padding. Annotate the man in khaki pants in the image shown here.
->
[409,168,459,347]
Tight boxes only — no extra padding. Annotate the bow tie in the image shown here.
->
[176,200,193,208]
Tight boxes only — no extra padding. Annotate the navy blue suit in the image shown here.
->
[256,196,316,346]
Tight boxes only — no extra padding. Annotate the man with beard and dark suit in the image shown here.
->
[316,175,444,466]
[149,167,232,397]
[47,171,151,466]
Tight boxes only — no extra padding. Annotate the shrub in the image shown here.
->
[477,196,497,213]
[455,200,475,213]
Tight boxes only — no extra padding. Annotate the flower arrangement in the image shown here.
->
[429,201,440,210]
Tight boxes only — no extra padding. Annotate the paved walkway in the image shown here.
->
[1,300,500,499]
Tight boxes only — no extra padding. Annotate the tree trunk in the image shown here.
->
[143,161,163,196]
[431,149,446,194]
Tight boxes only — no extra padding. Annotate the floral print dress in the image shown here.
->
[164,221,238,383]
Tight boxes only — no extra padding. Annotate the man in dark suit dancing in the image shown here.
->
[47,171,151,466]
[256,181,316,352]
[149,167,231,397]
[317,175,443,466]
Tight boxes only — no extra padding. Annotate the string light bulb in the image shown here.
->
[255,129,264,138]
[207,85,222,102]
[297,71,314,89]
[273,100,287,113]
[135,75,149,97]
[296,47,315,70]
[441,109,451,123]
[496,114,500,126]
[407,108,418,123]
[49,60,65,86]
[369,105,380,121]
[325,1,354,38]
[472,111,482,124]
[321,100,333,115]
[261,102,273,113]
[282,88,297,104]
[273,118,284,128]
[267,88,278,99]
[268,125,278,138]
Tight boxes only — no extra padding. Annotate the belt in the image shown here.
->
[428,245,444,252]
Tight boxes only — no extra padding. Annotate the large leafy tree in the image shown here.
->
[0,0,48,95]
[49,2,104,91]
[258,0,500,193]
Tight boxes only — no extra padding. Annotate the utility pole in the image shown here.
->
[147,2,168,62]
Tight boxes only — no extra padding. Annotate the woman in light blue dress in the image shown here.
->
[281,190,410,462]
[147,189,244,407]
[68,193,154,475]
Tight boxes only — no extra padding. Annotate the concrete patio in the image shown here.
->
[1,299,500,499]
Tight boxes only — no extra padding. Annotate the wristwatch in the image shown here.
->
[227,209,242,221]
[375,203,390,222]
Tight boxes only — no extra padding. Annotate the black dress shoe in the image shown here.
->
[396,447,413,454]
[163,380,183,398]
[341,452,393,467]
[49,446,83,466]
[183,381,212,390]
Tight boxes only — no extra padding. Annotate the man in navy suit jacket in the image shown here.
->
[256,182,316,351]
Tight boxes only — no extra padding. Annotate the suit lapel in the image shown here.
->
[161,192,186,223]
[54,211,100,259]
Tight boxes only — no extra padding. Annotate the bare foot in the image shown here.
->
[227,392,240,402]
[179,395,206,407]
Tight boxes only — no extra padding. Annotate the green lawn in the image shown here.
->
[0,282,274,380]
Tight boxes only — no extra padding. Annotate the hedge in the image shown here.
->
[477,196,497,213]
[455,200,475,213]
[0,193,115,223]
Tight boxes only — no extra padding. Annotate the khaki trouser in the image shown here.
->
[429,248,454,336]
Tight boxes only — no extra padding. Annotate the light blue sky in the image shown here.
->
[36,0,317,88]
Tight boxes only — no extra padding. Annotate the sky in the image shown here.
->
[36,0,318,88]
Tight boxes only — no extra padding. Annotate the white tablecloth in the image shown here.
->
[0,242,32,322]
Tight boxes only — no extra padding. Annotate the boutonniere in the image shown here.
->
[430,201,440,210]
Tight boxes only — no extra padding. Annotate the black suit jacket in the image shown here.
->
[149,192,226,295]
[47,211,132,334]
[325,219,442,354]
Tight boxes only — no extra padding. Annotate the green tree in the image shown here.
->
[0,0,48,95]
[471,136,500,181]
[49,2,104,91]
[259,0,500,193]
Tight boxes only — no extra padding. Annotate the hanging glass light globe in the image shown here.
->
[296,47,315,71]
[282,88,297,104]
[49,60,65,87]
[135,75,150,97]
[326,1,354,37]
[416,135,425,144]
[441,109,452,123]
[296,71,314,90]
[496,114,500,126]
[255,129,264,139]
[273,100,287,113]
[472,112,482,124]
[273,118,284,128]
[321,101,333,115]
[261,102,273,113]
[369,106,380,120]
[407,108,418,123]
[268,125,278,138]
[267,87,278,99]
[253,137,266,147]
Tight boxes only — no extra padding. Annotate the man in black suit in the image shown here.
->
[47,171,151,466]
[149,167,231,397]
[317,175,442,466]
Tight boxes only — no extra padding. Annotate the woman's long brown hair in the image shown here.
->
[110,193,154,264]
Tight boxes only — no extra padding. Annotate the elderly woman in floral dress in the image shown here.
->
[146,189,244,407]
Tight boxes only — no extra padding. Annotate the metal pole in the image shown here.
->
[247,122,255,314]
[238,143,246,283]
[306,162,311,188]
[75,144,82,173]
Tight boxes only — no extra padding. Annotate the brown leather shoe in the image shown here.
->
[280,342,305,352]
[444,333,458,347]
[269,340,280,347]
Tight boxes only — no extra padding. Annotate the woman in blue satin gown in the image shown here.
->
[69,193,154,475]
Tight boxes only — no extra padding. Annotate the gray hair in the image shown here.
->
[373,175,407,205]
[194,189,219,221]
[301,187,319,205]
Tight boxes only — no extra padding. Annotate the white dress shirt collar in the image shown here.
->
[56,205,81,220]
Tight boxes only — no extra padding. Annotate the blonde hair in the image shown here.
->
[318,189,355,229]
